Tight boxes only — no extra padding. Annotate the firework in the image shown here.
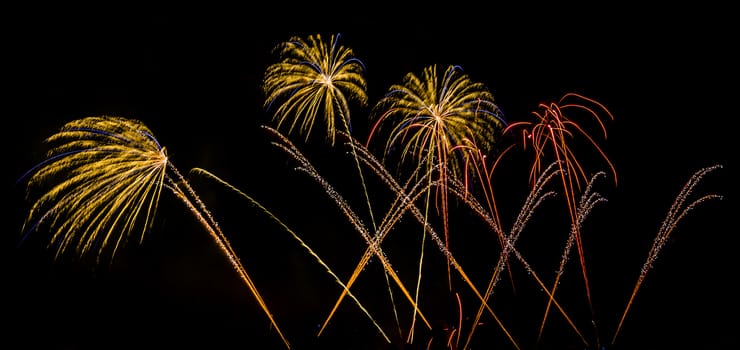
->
[504,92,617,334]
[610,164,723,347]
[20,116,291,349]
[263,33,368,145]
[367,64,506,286]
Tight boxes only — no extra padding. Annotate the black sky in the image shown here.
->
[3,5,736,350]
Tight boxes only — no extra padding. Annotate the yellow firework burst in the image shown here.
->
[20,115,291,348]
[263,33,368,145]
[368,64,505,184]
[22,116,169,262]
[367,64,506,285]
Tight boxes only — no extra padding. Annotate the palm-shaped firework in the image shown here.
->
[367,63,506,285]
[263,32,380,255]
[263,32,368,145]
[19,116,291,349]
[21,116,169,262]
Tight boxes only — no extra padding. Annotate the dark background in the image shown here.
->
[3,4,736,350]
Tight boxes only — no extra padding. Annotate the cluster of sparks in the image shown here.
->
[16,33,724,350]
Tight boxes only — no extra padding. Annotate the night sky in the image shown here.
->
[4,5,736,350]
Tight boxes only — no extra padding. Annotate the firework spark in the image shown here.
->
[610,164,723,347]
[263,125,432,341]
[328,133,520,348]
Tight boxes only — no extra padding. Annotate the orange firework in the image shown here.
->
[503,92,617,342]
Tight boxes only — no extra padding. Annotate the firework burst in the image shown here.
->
[20,116,291,349]
[367,64,506,286]
[263,32,368,145]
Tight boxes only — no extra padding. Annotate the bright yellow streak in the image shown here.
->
[190,167,390,343]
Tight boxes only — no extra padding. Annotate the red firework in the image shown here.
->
[504,92,617,343]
